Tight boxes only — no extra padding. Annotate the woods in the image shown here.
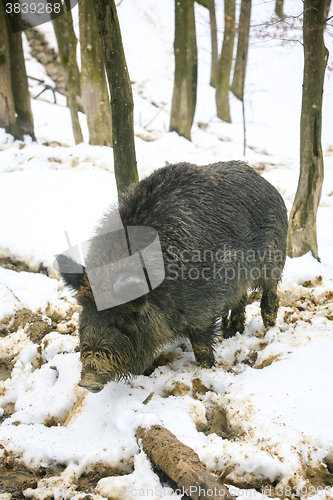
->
[287,0,329,260]
[0,0,330,261]
[169,0,198,140]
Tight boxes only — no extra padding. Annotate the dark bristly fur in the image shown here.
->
[57,161,288,392]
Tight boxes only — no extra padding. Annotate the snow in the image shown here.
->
[1,0,333,498]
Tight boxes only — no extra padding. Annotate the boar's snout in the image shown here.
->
[78,366,107,393]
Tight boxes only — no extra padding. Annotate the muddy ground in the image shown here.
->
[1,261,333,498]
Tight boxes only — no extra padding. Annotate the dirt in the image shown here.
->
[0,256,48,275]
[0,448,39,497]
[0,363,13,382]
[201,401,229,438]
[1,305,79,343]
[0,445,126,497]
[254,354,282,370]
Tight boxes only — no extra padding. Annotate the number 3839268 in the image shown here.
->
[5,2,61,14]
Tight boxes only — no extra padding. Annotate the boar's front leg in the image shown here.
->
[189,323,216,368]
[260,282,279,328]
[221,294,247,338]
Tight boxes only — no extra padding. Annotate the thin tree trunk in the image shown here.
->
[231,0,251,101]
[51,9,81,97]
[79,0,112,147]
[65,2,83,145]
[0,0,22,140]
[287,0,328,260]
[215,0,236,123]
[48,0,83,144]
[209,0,218,88]
[7,25,35,139]
[169,0,198,141]
[275,0,285,19]
[94,0,138,194]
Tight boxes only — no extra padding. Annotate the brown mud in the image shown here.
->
[1,306,78,343]
[0,256,48,276]
[1,270,333,496]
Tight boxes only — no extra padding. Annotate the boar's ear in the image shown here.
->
[113,275,148,308]
[55,254,85,291]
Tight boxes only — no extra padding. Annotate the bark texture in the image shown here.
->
[137,425,234,500]
[7,26,35,139]
[65,3,83,144]
[287,0,328,259]
[215,0,236,123]
[231,0,251,101]
[0,0,22,140]
[51,5,81,97]
[94,0,138,194]
[79,0,112,147]
[169,0,198,141]
[208,0,218,88]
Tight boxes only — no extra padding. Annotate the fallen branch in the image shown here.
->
[136,425,234,500]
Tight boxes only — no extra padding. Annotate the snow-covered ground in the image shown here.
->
[1,0,333,498]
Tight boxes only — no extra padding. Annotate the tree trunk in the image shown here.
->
[0,0,22,140]
[7,25,35,139]
[169,0,198,141]
[65,2,83,145]
[287,0,328,260]
[231,0,251,101]
[275,0,285,19]
[94,0,138,194]
[79,0,112,147]
[51,8,81,98]
[208,0,218,88]
[215,0,236,123]
[49,0,83,144]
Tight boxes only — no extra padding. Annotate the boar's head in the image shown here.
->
[56,254,158,393]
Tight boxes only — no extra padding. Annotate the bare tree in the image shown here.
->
[0,0,23,140]
[169,0,198,141]
[215,0,236,123]
[208,0,218,88]
[49,0,83,144]
[287,0,329,259]
[231,0,251,101]
[94,0,138,194]
[7,25,35,139]
[79,0,112,146]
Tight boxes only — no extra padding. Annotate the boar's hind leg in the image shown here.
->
[261,282,279,328]
[221,294,247,339]
[189,324,216,369]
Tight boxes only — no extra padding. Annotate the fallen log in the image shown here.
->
[136,425,234,500]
